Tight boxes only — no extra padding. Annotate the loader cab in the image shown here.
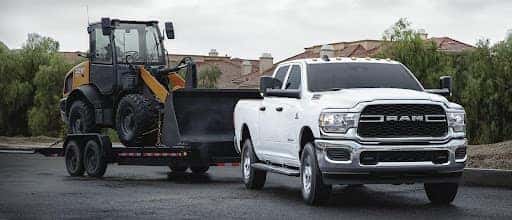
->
[87,19,168,95]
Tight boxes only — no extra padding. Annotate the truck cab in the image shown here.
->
[234,57,467,205]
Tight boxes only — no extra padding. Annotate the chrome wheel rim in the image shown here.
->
[243,151,251,181]
[302,157,312,195]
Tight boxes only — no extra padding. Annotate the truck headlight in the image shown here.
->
[447,112,465,132]
[319,112,359,133]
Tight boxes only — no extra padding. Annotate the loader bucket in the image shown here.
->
[166,89,261,160]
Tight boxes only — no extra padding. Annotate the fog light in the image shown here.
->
[455,147,466,160]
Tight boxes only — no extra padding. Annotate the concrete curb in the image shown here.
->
[463,168,512,188]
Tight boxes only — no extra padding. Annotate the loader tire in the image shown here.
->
[68,100,98,134]
[116,94,159,147]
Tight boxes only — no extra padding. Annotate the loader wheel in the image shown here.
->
[116,94,159,147]
[84,140,107,178]
[65,141,85,177]
[68,100,98,134]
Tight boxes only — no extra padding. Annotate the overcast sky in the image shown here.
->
[1,0,511,61]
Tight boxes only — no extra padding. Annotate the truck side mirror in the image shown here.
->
[440,76,452,93]
[165,22,175,39]
[260,76,281,96]
[101,17,112,36]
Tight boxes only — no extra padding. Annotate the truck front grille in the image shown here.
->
[357,104,448,138]
[360,150,449,165]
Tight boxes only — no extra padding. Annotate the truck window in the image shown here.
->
[285,65,301,90]
[91,27,112,64]
[307,63,423,92]
[273,65,289,89]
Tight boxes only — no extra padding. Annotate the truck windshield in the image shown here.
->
[113,23,165,65]
[307,63,423,92]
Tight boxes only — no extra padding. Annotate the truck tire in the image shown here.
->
[301,143,331,205]
[241,139,266,189]
[83,139,107,178]
[68,100,98,134]
[116,94,159,147]
[424,183,458,204]
[65,141,85,177]
[190,165,209,174]
[168,165,188,173]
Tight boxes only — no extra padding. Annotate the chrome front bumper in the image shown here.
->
[314,138,466,184]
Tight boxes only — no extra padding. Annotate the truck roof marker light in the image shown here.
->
[351,57,357,60]
[386,58,391,61]
[335,57,342,61]
[365,57,371,60]
[312,58,318,61]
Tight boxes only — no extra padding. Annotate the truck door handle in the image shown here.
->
[275,107,283,112]
[259,106,266,111]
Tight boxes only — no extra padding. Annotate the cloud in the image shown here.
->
[1,0,510,61]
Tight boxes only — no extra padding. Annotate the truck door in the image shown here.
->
[89,25,116,95]
[274,64,303,165]
[258,65,289,160]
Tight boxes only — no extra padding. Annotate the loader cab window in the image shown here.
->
[113,23,165,65]
[285,65,301,90]
[91,27,113,64]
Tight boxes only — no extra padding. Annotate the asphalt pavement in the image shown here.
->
[0,153,511,219]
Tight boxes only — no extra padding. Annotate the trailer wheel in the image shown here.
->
[83,140,107,178]
[65,141,85,177]
[116,94,159,147]
[241,138,266,189]
[190,165,209,174]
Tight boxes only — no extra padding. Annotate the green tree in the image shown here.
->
[198,65,222,88]
[28,55,72,136]
[0,33,65,136]
[379,18,455,89]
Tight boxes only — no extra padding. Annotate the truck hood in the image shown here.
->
[312,88,454,109]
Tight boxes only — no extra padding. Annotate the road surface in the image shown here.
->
[0,153,511,219]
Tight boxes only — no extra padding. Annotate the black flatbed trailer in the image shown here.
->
[36,89,262,177]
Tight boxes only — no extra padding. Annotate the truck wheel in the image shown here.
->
[241,139,266,189]
[424,183,458,204]
[83,140,107,178]
[168,165,188,173]
[65,141,85,177]
[68,100,98,134]
[190,165,209,174]
[301,143,331,205]
[116,94,159,147]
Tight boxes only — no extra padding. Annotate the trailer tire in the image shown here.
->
[84,140,107,178]
[65,141,85,177]
[301,142,331,205]
[68,100,98,134]
[241,138,266,189]
[116,94,159,147]
[190,165,209,174]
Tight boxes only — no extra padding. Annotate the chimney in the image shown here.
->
[242,60,252,75]
[319,44,335,58]
[259,52,273,74]
[208,49,219,56]
[418,29,428,40]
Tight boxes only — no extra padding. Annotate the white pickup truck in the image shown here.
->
[234,57,467,205]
